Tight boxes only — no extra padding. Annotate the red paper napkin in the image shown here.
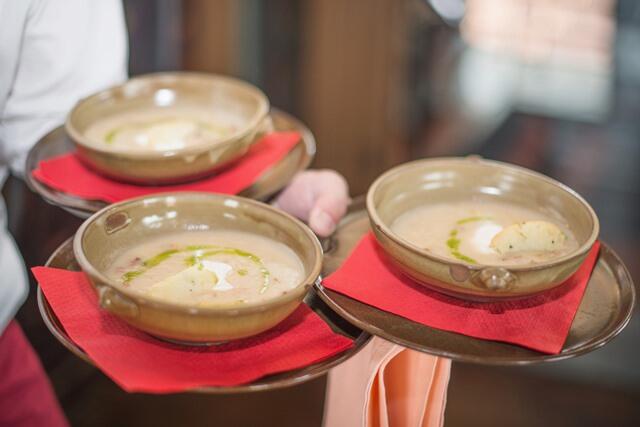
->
[32,132,300,203]
[32,267,353,394]
[323,233,600,354]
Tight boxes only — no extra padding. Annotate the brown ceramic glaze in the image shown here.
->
[66,72,273,184]
[366,157,600,300]
[73,193,323,343]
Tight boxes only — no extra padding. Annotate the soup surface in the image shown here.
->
[106,230,305,307]
[84,106,244,153]
[390,201,579,266]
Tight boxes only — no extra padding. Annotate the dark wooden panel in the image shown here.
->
[298,0,412,195]
[181,0,239,74]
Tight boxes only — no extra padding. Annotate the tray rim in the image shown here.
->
[25,108,316,219]
[38,238,371,394]
[315,199,636,365]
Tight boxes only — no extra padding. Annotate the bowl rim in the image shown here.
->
[366,156,600,272]
[65,71,270,160]
[73,192,323,315]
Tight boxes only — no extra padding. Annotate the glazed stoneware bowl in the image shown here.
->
[66,72,273,184]
[366,157,599,301]
[73,193,323,344]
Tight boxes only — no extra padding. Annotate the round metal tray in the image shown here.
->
[26,108,316,219]
[38,238,370,393]
[316,198,636,365]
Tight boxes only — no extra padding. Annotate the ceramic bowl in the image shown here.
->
[73,193,323,343]
[366,157,599,300]
[66,72,273,184]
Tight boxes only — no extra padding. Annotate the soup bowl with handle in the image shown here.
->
[366,157,599,301]
[73,192,323,344]
[66,72,273,185]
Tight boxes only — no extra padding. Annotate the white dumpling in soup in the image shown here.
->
[490,220,566,255]
[148,260,239,305]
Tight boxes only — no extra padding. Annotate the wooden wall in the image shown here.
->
[182,0,240,74]
[181,0,413,195]
[298,0,411,195]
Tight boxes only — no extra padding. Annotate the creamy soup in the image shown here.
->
[390,201,579,266]
[106,230,305,307]
[85,107,244,153]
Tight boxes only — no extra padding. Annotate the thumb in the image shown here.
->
[308,191,349,237]
[274,170,350,237]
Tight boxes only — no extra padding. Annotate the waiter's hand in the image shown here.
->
[274,170,350,237]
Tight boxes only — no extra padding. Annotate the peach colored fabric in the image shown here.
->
[324,337,451,427]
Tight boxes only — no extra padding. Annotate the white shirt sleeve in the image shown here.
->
[0,0,129,176]
[0,0,128,331]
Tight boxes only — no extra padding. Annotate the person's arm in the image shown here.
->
[0,0,127,332]
[0,0,128,176]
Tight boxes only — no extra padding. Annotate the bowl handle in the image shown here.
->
[472,267,517,291]
[254,114,275,141]
[97,286,139,319]
[104,212,131,235]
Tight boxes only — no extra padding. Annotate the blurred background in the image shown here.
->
[4,0,639,425]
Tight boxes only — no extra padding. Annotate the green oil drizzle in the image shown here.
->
[456,216,491,225]
[121,270,144,284]
[185,245,215,251]
[143,249,180,267]
[122,245,270,292]
[104,128,119,144]
[187,248,270,293]
[446,228,478,264]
